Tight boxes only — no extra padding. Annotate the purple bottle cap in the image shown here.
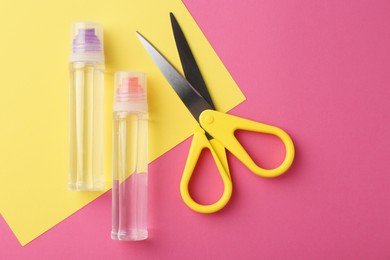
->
[70,22,104,63]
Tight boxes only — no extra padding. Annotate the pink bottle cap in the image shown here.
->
[114,71,147,112]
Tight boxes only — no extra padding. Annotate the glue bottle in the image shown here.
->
[68,22,105,191]
[111,71,148,241]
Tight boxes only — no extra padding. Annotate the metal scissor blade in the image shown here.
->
[136,31,213,122]
[170,13,216,110]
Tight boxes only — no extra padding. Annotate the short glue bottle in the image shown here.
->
[111,71,149,241]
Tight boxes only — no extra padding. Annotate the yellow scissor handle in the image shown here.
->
[180,126,233,214]
[200,110,295,178]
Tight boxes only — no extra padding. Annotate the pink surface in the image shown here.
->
[2,0,390,258]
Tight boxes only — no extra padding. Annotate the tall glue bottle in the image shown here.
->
[68,22,105,191]
[112,71,149,241]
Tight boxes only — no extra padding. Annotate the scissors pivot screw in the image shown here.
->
[203,113,214,124]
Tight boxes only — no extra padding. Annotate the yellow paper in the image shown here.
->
[0,0,245,245]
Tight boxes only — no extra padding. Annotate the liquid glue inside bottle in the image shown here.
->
[68,22,105,191]
[112,71,148,241]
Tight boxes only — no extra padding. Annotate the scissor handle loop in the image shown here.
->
[180,126,233,213]
[200,110,295,178]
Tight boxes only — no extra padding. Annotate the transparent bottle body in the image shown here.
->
[112,111,148,241]
[68,62,105,191]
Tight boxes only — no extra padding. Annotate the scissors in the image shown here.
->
[137,13,295,214]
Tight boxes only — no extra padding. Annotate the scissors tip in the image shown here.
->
[170,12,178,23]
[135,31,147,42]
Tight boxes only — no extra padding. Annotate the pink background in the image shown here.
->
[1,0,390,259]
